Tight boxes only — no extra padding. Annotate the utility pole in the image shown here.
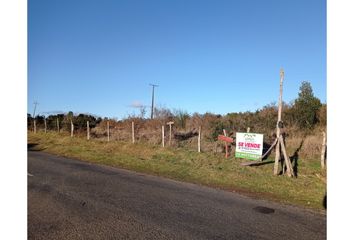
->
[149,84,158,119]
[32,101,39,118]
[32,101,39,132]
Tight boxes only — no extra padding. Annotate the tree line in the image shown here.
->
[28,81,326,141]
[27,112,102,132]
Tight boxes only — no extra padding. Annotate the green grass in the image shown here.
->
[28,131,326,212]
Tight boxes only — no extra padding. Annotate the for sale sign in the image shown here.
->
[235,133,263,160]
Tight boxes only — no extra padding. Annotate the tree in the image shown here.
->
[139,106,147,119]
[293,81,322,129]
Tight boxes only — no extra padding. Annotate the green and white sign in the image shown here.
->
[235,132,263,160]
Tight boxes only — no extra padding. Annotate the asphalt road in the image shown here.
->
[28,151,326,240]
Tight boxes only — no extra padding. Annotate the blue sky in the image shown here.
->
[28,0,326,119]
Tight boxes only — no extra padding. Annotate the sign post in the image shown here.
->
[217,134,233,158]
[166,121,174,146]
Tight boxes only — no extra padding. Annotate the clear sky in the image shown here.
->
[28,0,326,119]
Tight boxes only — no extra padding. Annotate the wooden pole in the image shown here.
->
[166,121,174,146]
[87,121,90,140]
[274,69,284,175]
[198,126,201,153]
[107,121,110,142]
[70,120,74,137]
[321,131,326,169]
[247,127,250,133]
[162,125,165,148]
[57,118,60,133]
[169,124,172,146]
[223,129,228,158]
[132,122,135,143]
[33,120,37,133]
[279,135,294,177]
[44,118,47,133]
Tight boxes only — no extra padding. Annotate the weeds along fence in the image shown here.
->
[28,115,326,161]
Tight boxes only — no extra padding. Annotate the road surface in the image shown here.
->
[28,151,326,240]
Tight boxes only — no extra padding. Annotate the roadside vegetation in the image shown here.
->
[27,81,326,211]
[28,131,326,212]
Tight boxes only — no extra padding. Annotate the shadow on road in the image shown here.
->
[28,143,45,151]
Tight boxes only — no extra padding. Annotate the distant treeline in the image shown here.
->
[27,112,102,132]
[28,81,326,142]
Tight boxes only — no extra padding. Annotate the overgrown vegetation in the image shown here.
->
[28,132,326,212]
[28,82,326,159]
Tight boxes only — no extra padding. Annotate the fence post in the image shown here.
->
[57,118,60,133]
[107,121,110,142]
[87,121,90,140]
[132,122,135,143]
[33,120,37,133]
[71,120,74,137]
[198,126,201,153]
[162,125,165,148]
[44,118,47,133]
[321,131,327,169]
[223,129,228,158]
[247,127,250,133]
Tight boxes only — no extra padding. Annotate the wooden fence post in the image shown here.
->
[247,127,250,133]
[44,118,47,133]
[107,121,110,142]
[87,121,90,140]
[70,120,74,137]
[321,131,326,169]
[198,126,201,153]
[57,118,60,133]
[162,125,165,148]
[223,129,228,158]
[33,120,37,133]
[132,122,135,143]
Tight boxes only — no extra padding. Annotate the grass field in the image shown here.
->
[28,131,326,212]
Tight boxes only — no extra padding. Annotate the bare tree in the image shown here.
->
[139,106,147,119]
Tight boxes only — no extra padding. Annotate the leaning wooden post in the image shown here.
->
[87,121,90,140]
[321,131,327,169]
[44,118,47,133]
[274,69,284,175]
[162,125,165,148]
[131,121,135,143]
[107,121,110,142]
[57,118,60,133]
[279,135,294,177]
[33,120,37,133]
[70,120,74,137]
[198,126,201,153]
